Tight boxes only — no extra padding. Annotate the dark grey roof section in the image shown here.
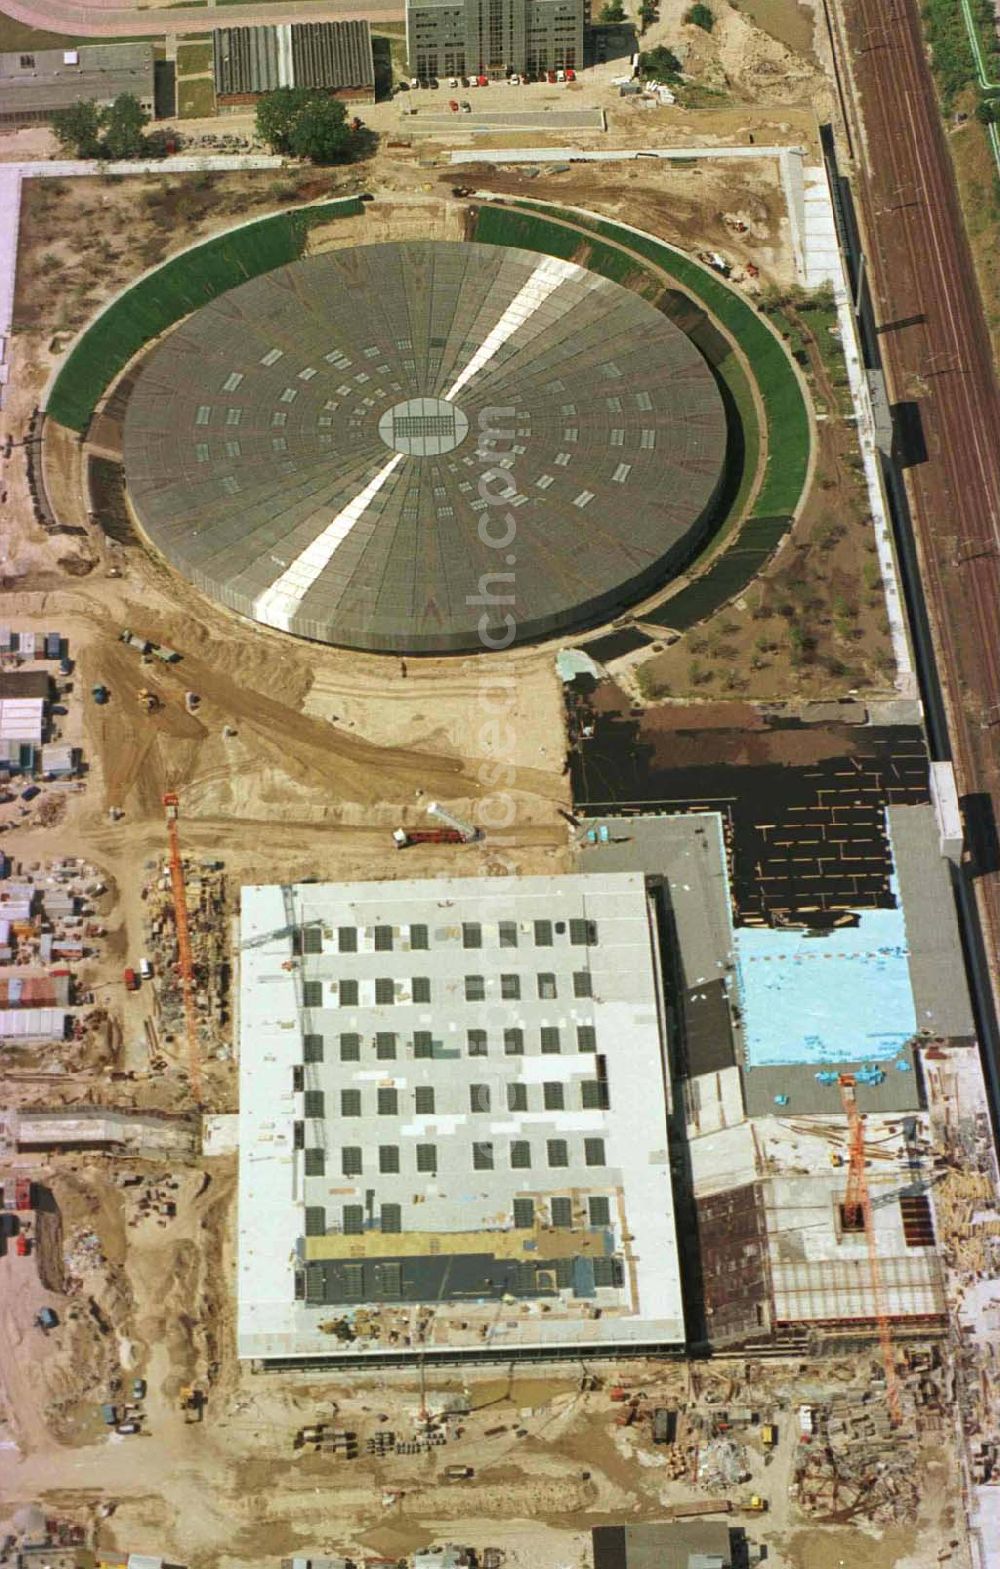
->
[292,22,374,91]
[0,43,154,120]
[213,26,282,96]
[593,1522,743,1569]
[122,240,727,656]
[888,803,976,1042]
[303,1249,615,1306]
[213,21,373,96]
[741,1045,921,1119]
[578,814,742,1078]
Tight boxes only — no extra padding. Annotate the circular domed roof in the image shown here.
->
[123,239,727,654]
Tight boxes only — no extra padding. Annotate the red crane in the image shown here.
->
[162,792,202,1104]
[839,1074,902,1427]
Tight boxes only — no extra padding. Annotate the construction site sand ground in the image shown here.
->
[0,5,975,1565]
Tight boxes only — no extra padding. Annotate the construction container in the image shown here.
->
[44,633,61,660]
[652,1408,676,1445]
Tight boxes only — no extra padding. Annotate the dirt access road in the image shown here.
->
[0,0,403,37]
[838,0,1000,999]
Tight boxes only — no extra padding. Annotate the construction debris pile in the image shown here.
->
[114,1169,181,1230]
[696,1436,751,1492]
[792,1392,924,1523]
[140,856,229,1068]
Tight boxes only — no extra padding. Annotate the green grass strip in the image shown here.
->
[47,197,363,432]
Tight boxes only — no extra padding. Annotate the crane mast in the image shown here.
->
[839,1074,902,1427]
[162,792,202,1105]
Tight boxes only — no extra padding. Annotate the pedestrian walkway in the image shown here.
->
[0,165,23,412]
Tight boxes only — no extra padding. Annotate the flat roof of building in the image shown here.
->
[237,873,685,1360]
[0,43,154,115]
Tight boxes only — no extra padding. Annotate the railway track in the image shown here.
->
[839,0,1000,1005]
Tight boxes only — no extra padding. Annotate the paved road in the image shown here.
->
[842,0,1000,985]
[1,0,403,36]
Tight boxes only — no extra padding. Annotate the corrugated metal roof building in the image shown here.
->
[0,670,50,700]
[0,1007,68,1042]
[0,973,72,1007]
[0,43,155,127]
[40,742,77,777]
[0,699,44,746]
[213,22,374,106]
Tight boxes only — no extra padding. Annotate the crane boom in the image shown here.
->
[162,792,202,1104]
[840,1075,901,1427]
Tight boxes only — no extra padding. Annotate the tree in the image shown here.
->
[256,88,351,163]
[638,44,682,81]
[255,87,311,155]
[287,96,351,164]
[638,0,658,31]
[975,98,1000,124]
[599,0,627,22]
[100,93,150,160]
[51,98,102,159]
[684,2,714,29]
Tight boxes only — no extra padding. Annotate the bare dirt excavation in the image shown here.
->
[0,6,961,1562]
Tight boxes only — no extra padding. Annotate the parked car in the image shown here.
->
[132,1378,147,1400]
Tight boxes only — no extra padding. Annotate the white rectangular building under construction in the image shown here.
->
[236,872,685,1363]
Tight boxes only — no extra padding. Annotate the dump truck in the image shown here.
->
[179,1384,204,1421]
[150,644,180,663]
[393,827,465,849]
[2,1177,33,1211]
[445,1465,474,1481]
[426,801,480,841]
[123,967,138,991]
[120,630,150,653]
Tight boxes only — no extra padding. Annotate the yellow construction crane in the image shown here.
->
[839,1074,902,1427]
[162,792,202,1105]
